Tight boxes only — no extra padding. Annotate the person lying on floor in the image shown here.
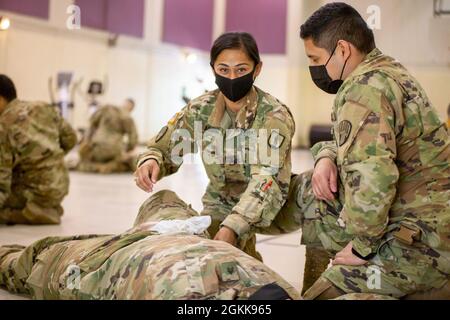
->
[0,190,300,300]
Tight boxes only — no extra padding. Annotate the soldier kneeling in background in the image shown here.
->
[77,98,138,174]
[0,74,77,225]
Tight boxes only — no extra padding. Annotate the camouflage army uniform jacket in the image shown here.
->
[312,48,450,260]
[0,100,77,207]
[86,105,138,155]
[137,87,295,241]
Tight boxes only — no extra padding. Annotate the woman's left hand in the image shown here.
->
[214,226,238,246]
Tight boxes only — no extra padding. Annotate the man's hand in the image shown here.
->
[214,226,238,246]
[312,157,338,201]
[134,159,160,193]
[332,242,368,266]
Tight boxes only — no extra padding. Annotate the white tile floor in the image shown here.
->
[0,149,314,299]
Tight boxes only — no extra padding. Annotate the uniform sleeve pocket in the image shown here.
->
[336,102,371,165]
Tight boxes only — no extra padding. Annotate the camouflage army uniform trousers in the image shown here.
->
[0,190,301,300]
[280,170,450,299]
[0,166,68,225]
[77,143,137,174]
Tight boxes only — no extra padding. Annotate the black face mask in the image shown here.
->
[309,46,349,94]
[214,69,255,102]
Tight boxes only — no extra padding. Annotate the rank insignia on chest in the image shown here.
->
[268,131,285,149]
[338,120,352,147]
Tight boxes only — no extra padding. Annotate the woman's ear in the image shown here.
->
[254,61,263,79]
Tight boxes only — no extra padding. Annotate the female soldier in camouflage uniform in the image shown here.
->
[134,33,296,261]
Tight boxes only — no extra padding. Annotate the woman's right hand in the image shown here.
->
[134,159,160,193]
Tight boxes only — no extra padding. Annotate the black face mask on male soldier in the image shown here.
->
[309,45,349,94]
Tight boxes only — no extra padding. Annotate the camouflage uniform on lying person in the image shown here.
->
[0,190,300,300]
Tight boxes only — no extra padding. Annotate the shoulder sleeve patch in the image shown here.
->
[338,120,352,147]
[268,131,285,149]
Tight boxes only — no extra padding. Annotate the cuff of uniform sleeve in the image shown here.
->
[314,150,337,167]
[351,237,379,260]
[137,155,162,168]
[221,213,251,239]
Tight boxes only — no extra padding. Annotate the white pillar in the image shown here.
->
[145,0,164,45]
[285,0,306,147]
[0,29,9,72]
[212,0,226,41]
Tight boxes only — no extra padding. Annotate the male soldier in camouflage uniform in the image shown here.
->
[0,75,77,225]
[0,190,300,300]
[135,33,295,261]
[78,99,138,173]
[283,3,450,299]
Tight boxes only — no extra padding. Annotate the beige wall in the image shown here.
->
[0,0,291,141]
[290,0,450,146]
[0,0,449,147]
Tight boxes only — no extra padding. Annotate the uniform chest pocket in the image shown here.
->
[201,128,226,185]
[217,261,240,282]
[224,129,256,182]
[184,251,220,297]
[223,129,250,183]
